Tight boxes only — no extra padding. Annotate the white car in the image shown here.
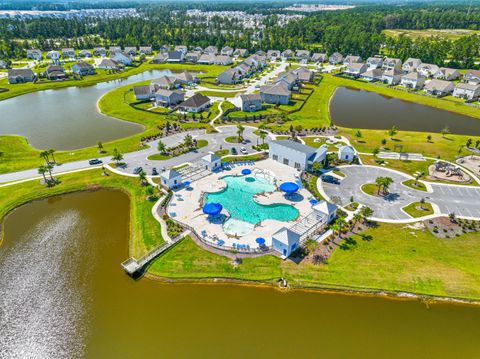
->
[240,147,248,154]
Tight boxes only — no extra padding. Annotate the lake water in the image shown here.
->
[1,190,480,358]
[0,70,173,150]
[330,86,480,135]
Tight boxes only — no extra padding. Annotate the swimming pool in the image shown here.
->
[204,174,299,235]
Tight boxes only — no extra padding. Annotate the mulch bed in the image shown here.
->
[424,217,480,238]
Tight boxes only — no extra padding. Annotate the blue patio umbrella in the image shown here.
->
[280,182,299,193]
[183,181,191,187]
[309,199,318,205]
[202,202,223,216]
[256,237,266,245]
[241,169,251,175]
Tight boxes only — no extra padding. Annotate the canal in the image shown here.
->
[0,70,174,151]
[1,190,480,358]
[330,86,480,135]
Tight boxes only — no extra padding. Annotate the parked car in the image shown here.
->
[240,147,248,154]
[89,159,102,165]
[133,167,143,174]
[152,167,158,175]
[231,147,238,155]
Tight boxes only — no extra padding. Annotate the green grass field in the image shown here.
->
[403,201,434,218]
[383,28,479,41]
[149,222,480,300]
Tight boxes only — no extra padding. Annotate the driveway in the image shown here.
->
[321,166,480,221]
[0,126,261,183]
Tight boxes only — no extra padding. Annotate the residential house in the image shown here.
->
[217,68,241,84]
[7,69,36,84]
[221,46,234,56]
[233,49,249,58]
[463,70,480,85]
[26,49,42,61]
[124,47,137,56]
[269,139,327,170]
[382,58,402,71]
[174,45,188,54]
[139,46,152,55]
[295,50,311,61]
[112,52,133,66]
[338,145,356,163]
[109,46,122,56]
[434,67,460,81]
[178,94,211,113]
[260,82,291,105]
[155,89,184,107]
[275,72,299,90]
[151,53,168,64]
[344,62,367,77]
[272,228,300,258]
[151,75,178,90]
[239,94,262,112]
[93,47,106,57]
[46,50,60,63]
[72,61,95,76]
[453,83,480,101]
[133,85,153,101]
[417,63,440,78]
[45,65,66,80]
[402,58,422,72]
[255,50,267,57]
[382,68,403,85]
[213,55,233,66]
[424,79,455,96]
[281,49,294,60]
[244,54,266,68]
[400,72,425,90]
[313,201,338,223]
[204,46,218,55]
[292,67,314,82]
[201,153,221,171]
[160,169,182,189]
[343,55,362,66]
[98,58,122,70]
[61,48,75,59]
[193,46,203,53]
[235,62,253,78]
[167,51,184,63]
[197,53,215,65]
[360,68,384,82]
[311,53,327,63]
[366,56,383,70]
[328,52,343,65]
[78,49,91,58]
[185,52,200,63]
[176,71,197,85]
[267,50,281,60]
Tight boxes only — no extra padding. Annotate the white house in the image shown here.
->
[402,58,422,72]
[434,67,460,81]
[201,153,221,171]
[424,79,455,96]
[344,62,367,76]
[382,68,403,85]
[112,52,133,66]
[269,140,327,171]
[313,200,338,223]
[417,63,440,78]
[361,68,383,82]
[453,83,480,101]
[160,169,182,189]
[272,227,301,258]
[382,58,402,71]
[338,145,356,162]
[400,72,425,90]
[366,56,383,70]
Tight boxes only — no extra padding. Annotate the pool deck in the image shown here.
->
[167,159,314,250]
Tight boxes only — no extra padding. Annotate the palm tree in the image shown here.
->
[259,130,267,144]
[383,176,394,194]
[375,176,385,194]
[112,148,123,165]
[236,124,245,142]
[183,134,194,149]
[48,149,56,164]
[138,169,147,185]
[39,150,50,164]
[414,171,424,185]
[360,206,374,224]
[351,212,362,230]
[441,126,450,138]
[157,140,167,154]
[97,141,104,153]
[372,147,380,158]
[46,163,54,181]
[388,125,398,139]
[335,218,347,238]
[38,165,48,183]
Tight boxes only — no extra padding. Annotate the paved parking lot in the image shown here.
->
[321,166,480,221]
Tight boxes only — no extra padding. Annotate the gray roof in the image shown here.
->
[425,79,453,91]
[168,51,183,60]
[74,61,93,69]
[260,82,291,97]
[161,169,181,180]
[455,82,480,91]
[8,68,35,77]
[313,201,337,217]
[402,72,424,80]
[270,140,316,156]
[134,85,151,96]
[240,93,262,102]
[180,94,210,108]
[202,152,220,162]
[272,227,300,246]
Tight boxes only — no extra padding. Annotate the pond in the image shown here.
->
[329,86,480,135]
[1,190,480,358]
[0,69,174,150]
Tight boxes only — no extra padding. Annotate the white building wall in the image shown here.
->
[269,142,308,170]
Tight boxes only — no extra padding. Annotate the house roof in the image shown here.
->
[180,94,210,108]
[455,82,480,91]
[161,169,181,180]
[425,79,453,91]
[270,140,316,156]
[309,145,328,162]
[402,72,424,80]
[240,93,262,102]
[338,145,355,155]
[347,62,366,71]
[260,82,291,97]
[46,65,64,73]
[465,70,480,78]
[204,46,218,53]
[176,71,195,82]
[438,67,458,76]
[403,58,422,67]
[367,56,383,63]
[345,55,362,63]
[8,68,34,77]
[198,53,215,62]
[152,75,177,87]
[202,152,220,163]
[134,85,151,96]
[383,68,403,77]
[214,55,232,63]
[74,61,93,69]
[168,51,183,60]
[155,89,182,97]
[362,68,383,78]
[99,58,120,67]
[313,201,337,217]
[272,227,300,246]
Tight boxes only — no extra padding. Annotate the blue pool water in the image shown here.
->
[205,175,298,233]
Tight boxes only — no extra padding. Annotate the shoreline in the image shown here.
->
[144,272,480,307]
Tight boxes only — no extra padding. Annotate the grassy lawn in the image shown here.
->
[214,149,230,157]
[221,153,266,163]
[403,179,428,192]
[403,202,434,218]
[0,168,163,257]
[383,28,479,40]
[361,183,380,196]
[361,156,435,177]
[198,90,244,98]
[224,136,241,143]
[149,223,480,300]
